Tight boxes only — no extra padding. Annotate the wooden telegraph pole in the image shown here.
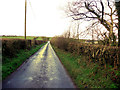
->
[115,0,120,47]
[25,0,27,40]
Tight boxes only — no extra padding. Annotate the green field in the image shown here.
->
[1,36,42,40]
[1,36,52,40]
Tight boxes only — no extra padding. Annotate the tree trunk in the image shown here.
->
[115,1,120,47]
[115,1,120,68]
[109,27,113,46]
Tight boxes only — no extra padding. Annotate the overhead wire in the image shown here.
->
[28,0,36,19]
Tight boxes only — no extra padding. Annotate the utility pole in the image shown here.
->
[115,0,120,47]
[25,0,27,40]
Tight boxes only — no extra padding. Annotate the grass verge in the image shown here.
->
[2,43,46,80]
[52,46,120,88]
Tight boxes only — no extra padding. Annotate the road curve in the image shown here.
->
[2,41,75,88]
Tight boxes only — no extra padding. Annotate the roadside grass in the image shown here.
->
[52,46,119,88]
[2,43,46,80]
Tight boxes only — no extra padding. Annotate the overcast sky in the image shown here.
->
[0,0,116,40]
[0,0,71,37]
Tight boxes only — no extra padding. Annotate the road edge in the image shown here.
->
[50,44,77,88]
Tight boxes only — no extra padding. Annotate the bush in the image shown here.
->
[2,39,46,60]
[51,37,120,68]
[51,36,70,51]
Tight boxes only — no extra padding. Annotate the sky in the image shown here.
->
[0,0,117,40]
[0,0,71,37]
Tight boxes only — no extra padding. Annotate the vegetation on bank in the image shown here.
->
[2,39,46,80]
[2,39,46,58]
[51,37,120,68]
[52,46,120,88]
[51,36,120,88]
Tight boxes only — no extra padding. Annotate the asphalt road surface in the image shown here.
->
[2,41,75,88]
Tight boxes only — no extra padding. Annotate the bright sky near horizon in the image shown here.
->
[0,0,71,37]
[0,0,116,40]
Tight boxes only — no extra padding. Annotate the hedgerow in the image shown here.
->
[2,39,46,61]
[51,36,120,68]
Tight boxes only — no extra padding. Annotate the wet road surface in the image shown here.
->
[2,42,75,88]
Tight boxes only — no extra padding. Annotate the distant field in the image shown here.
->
[1,36,52,40]
[1,36,41,40]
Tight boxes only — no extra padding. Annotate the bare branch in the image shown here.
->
[100,0,104,23]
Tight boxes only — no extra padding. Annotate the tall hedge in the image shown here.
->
[51,37,120,68]
[2,39,46,59]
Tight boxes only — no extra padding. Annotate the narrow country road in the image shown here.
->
[2,42,75,88]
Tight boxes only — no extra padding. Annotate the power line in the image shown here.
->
[28,0,36,18]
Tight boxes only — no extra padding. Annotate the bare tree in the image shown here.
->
[62,30,71,38]
[64,22,80,39]
[65,0,118,45]
[76,21,80,39]
[70,21,82,39]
